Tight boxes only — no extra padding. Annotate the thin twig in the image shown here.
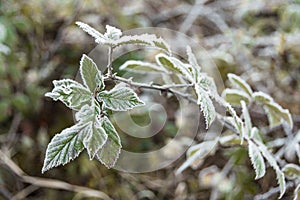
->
[254,180,298,200]
[5,112,22,150]
[0,185,12,200]
[106,75,194,91]
[107,47,113,77]
[11,185,39,200]
[105,75,198,104]
[0,150,112,200]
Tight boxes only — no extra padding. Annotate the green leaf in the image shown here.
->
[176,140,217,174]
[82,122,108,160]
[253,91,273,104]
[45,79,92,111]
[198,74,219,98]
[248,140,266,179]
[250,127,263,142]
[241,100,252,140]
[264,102,293,129]
[115,34,171,53]
[75,104,108,160]
[276,170,286,199]
[256,140,286,198]
[222,89,251,106]
[253,91,293,129]
[42,124,84,173]
[119,60,167,73]
[219,134,242,146]
[186,46,201,81]
[225,103,243,134]
[104,25,122,40]
[156,53,193,81]
[282,164,300,180]
[97,86,145,111]
[96,116,122,168]
[76,21,106,44]
[80,54,104,92]
[76,21,170,52]
[227,73,253,96]
[195,84,216,128]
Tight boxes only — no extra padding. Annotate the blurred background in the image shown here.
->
[0,0,300,199]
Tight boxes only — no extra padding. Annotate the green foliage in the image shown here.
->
[42,19,300,200]
[97,87,144,111]
[248,140,266,179]
[43,53,142,172]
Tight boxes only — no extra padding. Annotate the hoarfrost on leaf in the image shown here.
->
[253,91,293,129]
[104,25,122,40]
[42,124,84,173]
[119,60,167,73]
[176,140,217,174]
[186,46,201,81]
[156,53,194,82]
[227,73,253,96]
[80,54,105,92]
[97,86,145,111]
[195,84,216,128]
[248,140,266,179]
[96,116,122,168]
[256,140,286,198]
[222,88,251,106]
[76,21,106,44]
[45,79,92,111]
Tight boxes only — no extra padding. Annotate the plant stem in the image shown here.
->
[107,47,113,77]
[105,75,195,100]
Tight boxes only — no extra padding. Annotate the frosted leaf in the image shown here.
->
[176,140,217,174]
[96,116,122,168]
[156,53,194,82]
[186,46,201,81]
[225,102,243,134]
[76,21,106,44]
[75,104,108,160]
[82,122,107,160]
[282,164,300,180]
[77,22,171,52]
[222,88,251,106]
[115,34,171,53]
[248,140,266,179]
[241,100,252,141]
[264,102,293,129]
[104,25,122,40]
[45,79,92,111]
[219,134,242,146]
[80,54,104,92]
[256,140,286,198]
[250,127,263,142]
[253,91,293,129]
[42,124,84,173]
[97,86,145,111]
[253,91,273,104]
[227,73,253,96]
[119,60,167,73]
[197,74,219,99]
[195,84,216,128]
[276,170,286,199]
